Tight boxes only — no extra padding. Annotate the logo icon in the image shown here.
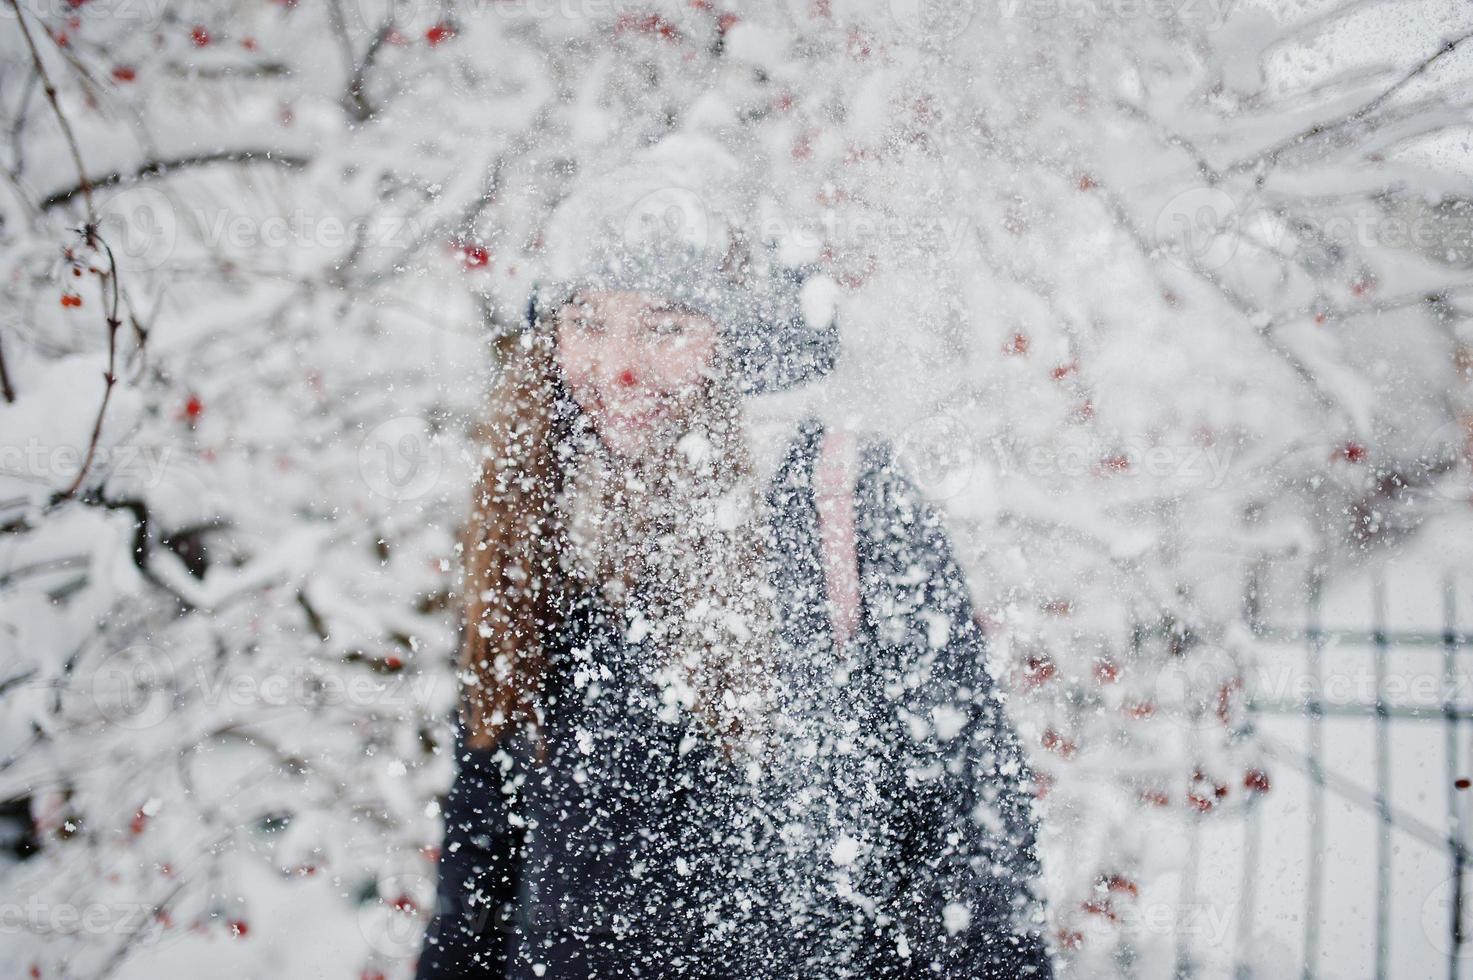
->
[87,644,177,731]
[96,185,180,272]
[1156,187,1240,271]
[623,187,713,256]
[888,0,977,40]
[358,416,444,501]
[894,410,978,500]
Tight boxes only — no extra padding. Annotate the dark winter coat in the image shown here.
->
[414,417,1053,979]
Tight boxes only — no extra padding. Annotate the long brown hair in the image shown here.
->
[457,313,778,761]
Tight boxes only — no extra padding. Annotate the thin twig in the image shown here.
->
[58,237,122,500]
[1226,30,1473,181]
[7,0,95,225]
[344,21,395,122]
[0,331,14,403]
[40,149,310,211]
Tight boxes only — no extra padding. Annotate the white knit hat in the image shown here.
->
[532,131,838,395]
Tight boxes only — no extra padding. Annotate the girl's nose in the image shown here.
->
[614,367,638,388]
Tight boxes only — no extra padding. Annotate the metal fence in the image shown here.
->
[1232,569,1470,980]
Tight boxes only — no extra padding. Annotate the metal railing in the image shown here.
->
[1237,570,1467,980]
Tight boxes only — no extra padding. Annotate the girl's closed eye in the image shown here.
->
[648,314,685,336]
[562,309,605,334]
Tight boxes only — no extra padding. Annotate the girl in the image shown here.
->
[414,133,1052,979]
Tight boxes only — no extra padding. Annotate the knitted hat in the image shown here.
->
[530,132,839,395]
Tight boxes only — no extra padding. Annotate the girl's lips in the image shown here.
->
[597,400,667,429]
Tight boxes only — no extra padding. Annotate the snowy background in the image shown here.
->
[3,0,1473,977]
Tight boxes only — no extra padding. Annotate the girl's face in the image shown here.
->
[554,289,719,457]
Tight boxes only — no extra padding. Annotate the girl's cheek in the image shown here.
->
[651,335,716,391]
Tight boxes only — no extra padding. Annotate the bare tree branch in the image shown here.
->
[1227,30,1473,182]
[40,150,311,211]
[57,237,123,501]
[0,331,14,403]
[7,0,96,225]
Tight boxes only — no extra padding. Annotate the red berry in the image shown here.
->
[459,243,490,268]
[614,13,681,41]
[131,809,148,835]
[1245,769,1272,794]
[1031,772,1053,799]
[190,26,210,46]
[227,919,249,938]
[184,395,204,421]
[1004,332,1029,356]
[425,23,455,46]
[1040,729,1076,758]
[1338,442,1367,464]
[111,65,137,82]
[1100,874,1139,897]
[1023,656,1056,688]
